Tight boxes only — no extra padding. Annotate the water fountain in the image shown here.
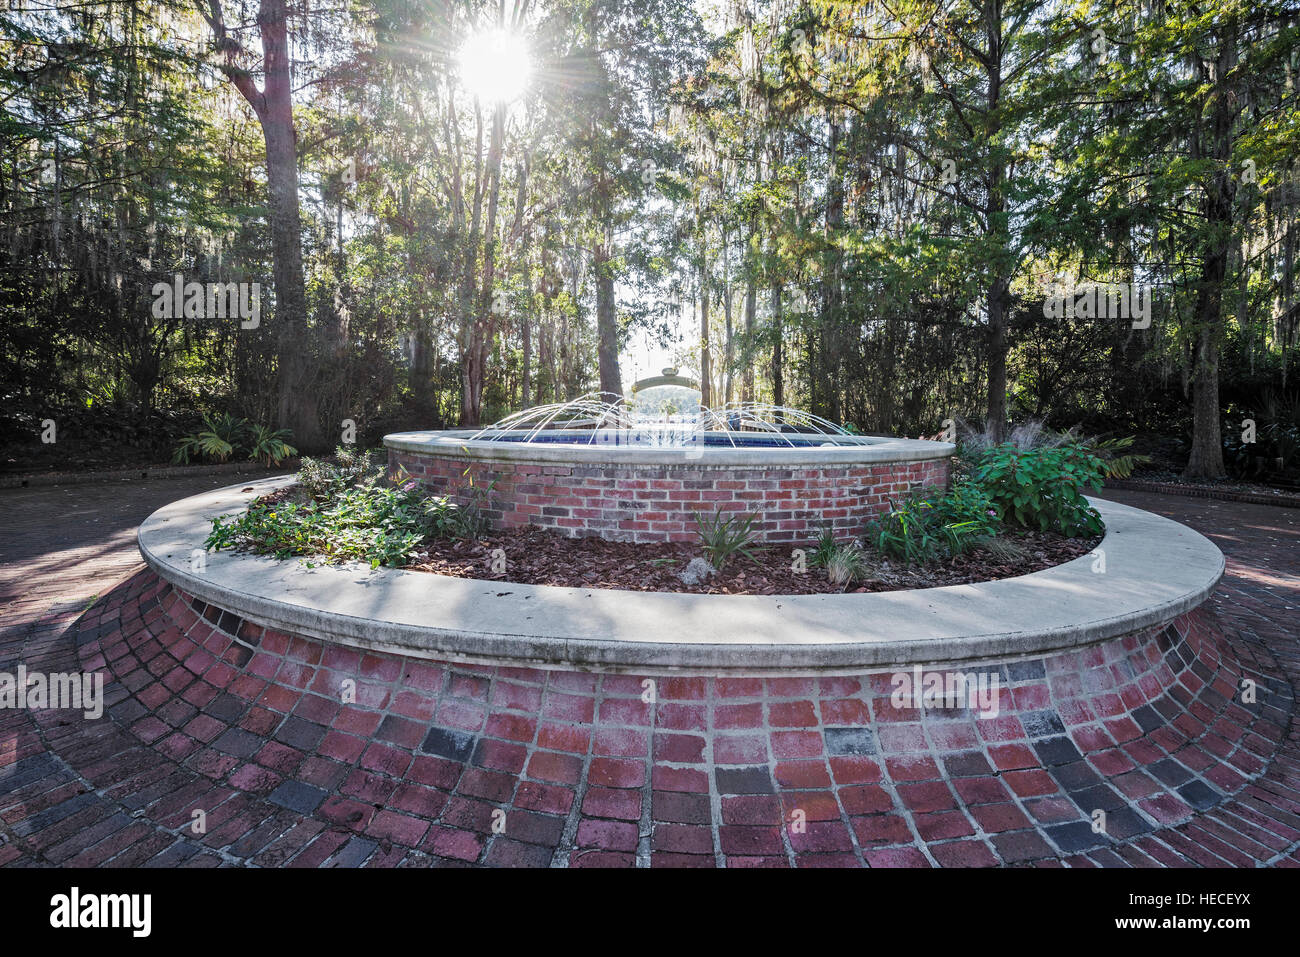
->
[384,386,955,543]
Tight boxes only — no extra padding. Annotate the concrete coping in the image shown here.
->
[382,429,956,467]
[137,478,1225,676]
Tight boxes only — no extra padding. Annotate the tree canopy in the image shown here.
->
[2,0,1298,479]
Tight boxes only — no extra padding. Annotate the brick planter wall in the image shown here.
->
[389,450,950,543]
[53,570,1284,866]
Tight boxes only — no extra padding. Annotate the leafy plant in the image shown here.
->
[865,482,1002,564]
[246,425,298,467]
[419,489,486,540]
[967,442,1105,536]
[864,490,947,564]
[692,507,763,570]
[298,446,380,499]
[807,524,839,568]
[205,449,486,569]
[206,481,471,570]
[1084,435,1150,479]
[173,413,249,463]
[450,466,495,539]
[824,543,868,586]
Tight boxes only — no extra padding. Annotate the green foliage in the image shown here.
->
[173,415,300,467]
[206,484,427,569]
[824,543,868,586]
[967,443,1105,536]
[692,507,762,570]
[807,524,839,568]
[173,414,248,464]
[865,481,1003,564]
[865,493,945,564]
[246,426,298,467]
[205,450,479,569]
[298,446,381,499]
[1086,435,1150,479]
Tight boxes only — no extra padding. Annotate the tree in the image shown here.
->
[199,0,323,449]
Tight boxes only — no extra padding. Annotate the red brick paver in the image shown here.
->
[0,481,1297,867]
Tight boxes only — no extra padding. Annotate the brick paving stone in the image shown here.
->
[0,481,1297,867]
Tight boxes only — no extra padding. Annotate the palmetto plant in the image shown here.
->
[173,413,249,463]
[246,425,298,467]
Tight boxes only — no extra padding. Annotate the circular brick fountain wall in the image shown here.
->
[384,430,954,544]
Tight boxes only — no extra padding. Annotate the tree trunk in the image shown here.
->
[206,0,321,449]
[982,5,1008,444]
[595,237,621,398]
[521,260,533,408]
[742,255,757,402]
[821,115,844,422]
[985,280,1009,442]
[1182,25,1239,480]
[410,311,433,410]
[698,203,712,408]
[770,284,783,408]
[722,227,734,404]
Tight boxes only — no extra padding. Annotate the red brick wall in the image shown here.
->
[389,450,951,543]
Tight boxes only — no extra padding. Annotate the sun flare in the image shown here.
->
[457,29,532,104]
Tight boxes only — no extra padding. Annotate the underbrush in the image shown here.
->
[204,447,484,568]
[859,439,1111,570]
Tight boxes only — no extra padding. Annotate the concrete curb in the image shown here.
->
[137,478,1225,676]
[383,429,956,467]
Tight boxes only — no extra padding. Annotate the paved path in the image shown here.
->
[0,480,1296,867]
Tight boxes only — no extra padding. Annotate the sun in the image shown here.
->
[457,29,532,104]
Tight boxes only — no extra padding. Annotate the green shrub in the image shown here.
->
[206,452,477,569]
[173,413,248,463]
[207,484,423,568]
[246,425,297,467]
[298,446,380,499]
[967,442,1105,536]
[865,482,1000,564]
[173,414,298,467]
[692,507,762,570]
[1086,435,1150,479]
[864,490,946,564]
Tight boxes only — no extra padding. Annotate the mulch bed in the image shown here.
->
[408,525,1102,595]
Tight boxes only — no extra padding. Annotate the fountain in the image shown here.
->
[383,385,955,543]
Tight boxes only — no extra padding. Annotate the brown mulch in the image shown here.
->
[407,525,1102,595]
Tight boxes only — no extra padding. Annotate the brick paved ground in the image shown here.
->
[0,480,1297,867]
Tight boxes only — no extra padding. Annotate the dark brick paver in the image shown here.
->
[0,479,1297,867]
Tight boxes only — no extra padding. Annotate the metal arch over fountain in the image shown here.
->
[466,391,864,449]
